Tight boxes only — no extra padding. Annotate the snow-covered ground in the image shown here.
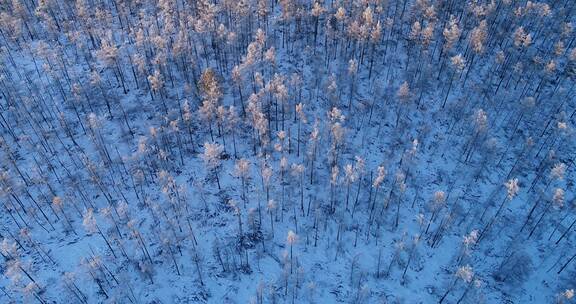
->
[0,0,575,303]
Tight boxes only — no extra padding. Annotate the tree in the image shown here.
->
[82,208,117,258]
[442,54,466,108]
[396,81,411,126]
[234,158,251,208]
[51,196,75,235]
[480,178,520,241]
[148,69,167,113]
[425,190,446,235]
[199,68,223,141]
[267,200,276,236]
[439,265,475,303]
[286,230,297,274]
[291,163,305,216]
[343,163,357,212]
[202,142,224,190]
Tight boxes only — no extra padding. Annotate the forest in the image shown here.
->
[0,0,575,303]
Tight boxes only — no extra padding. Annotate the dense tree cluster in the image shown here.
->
[0,0,575,303]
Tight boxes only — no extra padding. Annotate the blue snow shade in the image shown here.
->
[0,1,574,303]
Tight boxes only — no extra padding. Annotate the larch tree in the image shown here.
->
[202,142,224,190]
[199,68,223,141]
[234,158,251,208]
